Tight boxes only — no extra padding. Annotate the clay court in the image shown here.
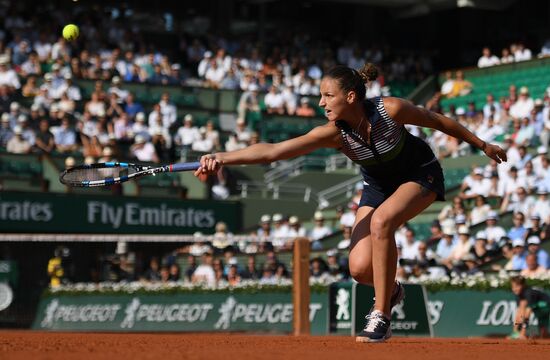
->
[1,331,550,360]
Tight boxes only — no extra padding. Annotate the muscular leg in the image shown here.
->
[348,206,375,285]
[370,182,436,317]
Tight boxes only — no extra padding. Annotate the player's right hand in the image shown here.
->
[194,154,222,181]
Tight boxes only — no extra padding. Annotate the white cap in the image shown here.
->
[136,112,145,122]
[457,225,470,235]
[314,211,324,220]
[184,114,193,122]
[456,107,465,115]
[0,55,8,65]
[236,118,245,125]
[1,113,9,122]
[535,98,544,106]
[519,86,529,95]
[537,146,548,155]
[50,104,59,112]
[442,226,455,236]
[326,249,337,257]
[487,210,498,220]
[272,213,283,222]
[289,216,299,225]
[204,51,212,58]
[31,104,40,112]
[260,214,271,223]
[512,238,525,247]
[51,63,60,71]
[13,125,23,134]
[135,135,146,144]
[300,97,309,104]
[527,236,541,245]
[473,167,484,175]
[64,73,72,80]
[537,187,548,195]
[112,76,121,84]
[102,147,113,156]
[17,114,27,123]
[10,102,20,111]
[44,73,53,81]
[64,156,75,167]
[475,231,487,240]
[248,84,259,92]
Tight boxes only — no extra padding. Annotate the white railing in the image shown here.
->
[264,156,326,183]
[316,175,362,209]
[238,181,315,202]
[325,153,357,172]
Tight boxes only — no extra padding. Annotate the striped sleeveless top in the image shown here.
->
[338,97,406,168]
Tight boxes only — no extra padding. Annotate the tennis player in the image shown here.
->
[195,63,507,342]
[510,275,550,339]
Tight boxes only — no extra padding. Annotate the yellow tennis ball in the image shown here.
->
[62,24,79,41]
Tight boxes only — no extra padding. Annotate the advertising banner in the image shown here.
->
[427,290,533,337]
[0,192,241,234]
[32,290,328,334]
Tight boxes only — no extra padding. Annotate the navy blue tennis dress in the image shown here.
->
[337,97,445,208]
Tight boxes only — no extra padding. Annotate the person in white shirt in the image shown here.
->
[309,211,333,249]
[263,85,285,114]
[192,252,216,287]
[234,118,252,144]
[509,87,534,120]
[533,188,550,223]
[477,47,500,68]
[340,201,358,229]
[482,93,501,121]
[271,213,291,250]
[204,60,225,88]
[130,135,159,163]
[159,93,177,129]
[440,71,454,98]
[287,216,307,238]
[0,56,21,90]
[476,116,504,145]
[483,211,507,249]
[281,85,298,115]
[398,228,421,261]
[470,195,492,225]
[500,48,515,64]
[175,114,200,150]
[191,127,214,153]
[514,43,532,62]
[532,146,548,176]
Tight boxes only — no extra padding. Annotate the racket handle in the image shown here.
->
[170,162,201,172]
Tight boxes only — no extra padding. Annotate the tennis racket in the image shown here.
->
[59,161,201,187]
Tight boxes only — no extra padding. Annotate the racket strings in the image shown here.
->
[61,167,136,184]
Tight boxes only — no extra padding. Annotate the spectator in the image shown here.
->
[510,87,534,120]
[435,226,457,264]
[309,211,333,250]
[440,71,454,98]
[191,127,214,153]
[143,257,161,282]
[338,226,353,250]
[227,264,241,285]
[477,47,500,68]
[514,42,532,62]
[520,253,546,278]
[124,93,144,120]
[159,93,177,129]
[399,228,421,261]
[192,252,216,286]
[448,71,472,98]
[53,117,77,153]
[500,48,515,64]
[484,210,507,249]
[175,114,200,153]
[237,84,261,122]
[281,85,298,115]
[526,235,548,270]
[6,125,30,154]
[508,212,528,241]
[241,255,260,280]
[271,213,290,250]
[533,189,550,223]
[287,216,307,238]
[34,119,55,153]
[310,257,329,280]
[295,97,316,117]
[509,238,527,271]
[263,86,285,114]
[204,120,221,151]
[340,201,358,229]
[168,263,180,282]
[0,55,21,91]
[212,221,232,251]
[234,118,252,144]
[442,225,472,270]
[212,258,226,284]
[130,134,159,163]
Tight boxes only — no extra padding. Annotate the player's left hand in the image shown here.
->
[483,143,507,164]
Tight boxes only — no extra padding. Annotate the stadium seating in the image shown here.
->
[439,57,550,111]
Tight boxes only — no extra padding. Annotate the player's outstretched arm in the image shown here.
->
[194,123,341,179]
[385,97,507,164]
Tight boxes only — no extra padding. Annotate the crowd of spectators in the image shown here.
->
[0,2,437,167]
[476,41,550,68]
